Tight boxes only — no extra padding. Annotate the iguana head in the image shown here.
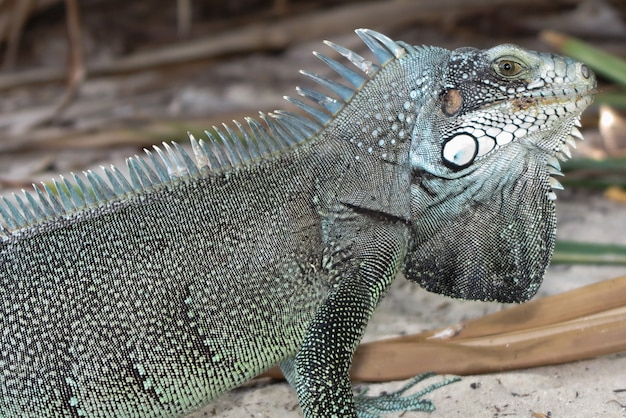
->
[403,44,596,302]
[294,31,595,303]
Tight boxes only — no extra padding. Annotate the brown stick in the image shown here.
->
[0,0,581,91]
[16,0,85,132]
[2,0,35,69]
[349,306,626,381]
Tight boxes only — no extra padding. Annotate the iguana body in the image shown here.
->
[0,30,595,417]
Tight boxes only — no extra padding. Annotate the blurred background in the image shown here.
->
[0,0,624,189]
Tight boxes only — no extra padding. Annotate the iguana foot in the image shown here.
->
[355,373,460,418]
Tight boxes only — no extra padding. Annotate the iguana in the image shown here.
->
[0,29,595,417]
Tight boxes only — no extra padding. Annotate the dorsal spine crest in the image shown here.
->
[0,29,411,238]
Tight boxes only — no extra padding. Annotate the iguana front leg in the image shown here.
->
[281,219,410,417]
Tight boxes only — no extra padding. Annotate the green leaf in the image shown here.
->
[554,240,626,265]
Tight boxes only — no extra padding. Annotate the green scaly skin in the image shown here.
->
[0,30,595,417]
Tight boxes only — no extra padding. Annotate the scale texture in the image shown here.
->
[0,29,595,417]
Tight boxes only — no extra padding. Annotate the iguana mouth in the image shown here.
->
[531,88,596,106]
[481,85,596,112]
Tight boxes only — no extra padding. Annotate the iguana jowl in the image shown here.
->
[0,30,595,417]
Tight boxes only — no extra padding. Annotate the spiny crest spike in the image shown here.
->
[313,51,366,89]
[34,185,57,218]
[225,122,259,162]
[246,117,279,154]
[153,145,175,179]
[65,175,84,208]
[85,171,106,201]
[322,39,380,76]
[163,142,188,177]
[355,28,407,64]
[75,173,98,206]
[127,159,145,191]
[197,134,222,168]
[106,165,133,196]
[271,111,314,141]
[189,133,209,169]
[565,135,577,149]
[144,149,170,183]
[284,95,332,126]
[14,193,34,225]
[4,195,25,226]
[24,188,46,220]
[547,165,563,176]
[296,86,343,115]
[214,126,243,165]
[570,127,584,141]
[203,129,232,167]
[0,197,19,229]
[91,169,117,200]
[135,157,160,187]
[173,142,200,176]
[546,155,561,171]
[56,176,75,211]
[262,113,297,148]
[276,111,321,135]
[42,182,65,214]
[299,69,355,102]
[128,155,152,192]
[549,177,564,190]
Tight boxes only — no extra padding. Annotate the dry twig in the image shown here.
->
[22,0,86,131]
[0,0,583,91]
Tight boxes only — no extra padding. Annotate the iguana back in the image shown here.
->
[0,30,595,417]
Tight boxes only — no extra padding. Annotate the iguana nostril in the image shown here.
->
[580,64,590,79]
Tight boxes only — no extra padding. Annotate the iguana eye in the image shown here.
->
[494,59,524,77]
